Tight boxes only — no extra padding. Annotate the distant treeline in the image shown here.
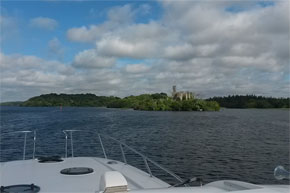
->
[21,93,118,107]
[207,95,290,108]
[17,93,220,111]
[0,101,23,106]
[3,93,288,110]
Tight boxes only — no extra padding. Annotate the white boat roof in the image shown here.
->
[0,157,169,192]
[1,157,289,193]
[1,131,289,193]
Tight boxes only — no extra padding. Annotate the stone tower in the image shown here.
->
[172,86,193,101]
[172,85,176,93]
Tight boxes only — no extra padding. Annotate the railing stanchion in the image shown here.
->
[98,134,107,159]
[23,132,27,160]
[120,144,127,164]
[32,130,36,159]
[143,157,153,177]
[63,130,80,158]
[70,131,74,157]
[1,131,33,161]
[63,131,68,158]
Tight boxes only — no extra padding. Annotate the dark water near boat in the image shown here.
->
[0,106,289,185]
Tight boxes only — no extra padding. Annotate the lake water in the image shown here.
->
[0,106,289,185]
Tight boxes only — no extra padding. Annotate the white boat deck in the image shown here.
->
[0,157,169,192]
[1,131,289,193]
[1,157,289,193]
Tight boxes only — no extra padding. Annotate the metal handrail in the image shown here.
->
[0,130,36,160]
[61,130,183,183]
[2,129,183,184]
[98,134,107,159]
[62,130,81,158]
[98,134,184,183]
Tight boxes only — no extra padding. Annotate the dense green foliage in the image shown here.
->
[207,95,290,108]
[7,94,289,110]
[0,101,23,106]
[20,93,220,111]
[21,93,119,107]
[107,93,220,111]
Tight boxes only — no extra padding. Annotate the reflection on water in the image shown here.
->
[0,107,289,185]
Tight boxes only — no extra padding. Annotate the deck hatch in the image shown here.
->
[60,167,94,175]
[0,184,40,193]
[38,156,63,163]
[107,161,118,164]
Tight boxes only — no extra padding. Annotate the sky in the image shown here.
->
[0,0,289,102]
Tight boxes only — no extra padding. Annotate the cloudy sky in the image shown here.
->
[0,0,289,102]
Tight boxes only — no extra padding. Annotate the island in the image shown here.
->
[2,93,289,111]
[18,93,220,111]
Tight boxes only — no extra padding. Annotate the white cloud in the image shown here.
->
[0,53,42,70]
[125,64,150,73]
[0,15,18,41]
[48,37,64,60]
[67,25,105,43]
[0,52,123,101]
[97,36,158,59]
[30,17,58,30]
[66,4,156,43]
[67,4,135,43]
[164,44,194,61]
[109,78,122,85]
[73,49,116,68]
[1,1,289,102]
[107,4,134,24]
[0,53,68,101]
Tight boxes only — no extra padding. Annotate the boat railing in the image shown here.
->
[0,130,183,184]
[62,130,80,158]
[0,130,36,160]
[62,130,184,184]
[101,133,184,183]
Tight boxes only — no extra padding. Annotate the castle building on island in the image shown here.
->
[172,86,193,101]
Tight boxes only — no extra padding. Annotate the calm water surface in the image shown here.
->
[0,107,289,185]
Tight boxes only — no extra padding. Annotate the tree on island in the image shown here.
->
[7,93,288,110]
[20,93,220,111]
[207,95,289,109]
